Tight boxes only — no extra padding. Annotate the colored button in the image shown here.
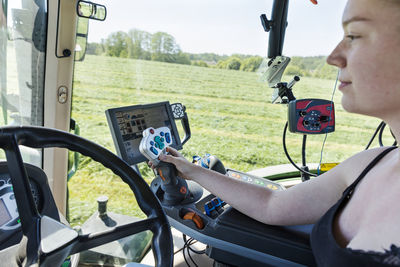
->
[150,147,158,155]
[183,212,205,229]
[154,136,164,149]
[180,186,187,194]
[165,133,171,143]
[157,142,164,149]
[160,132,165,136]
[150,141,154,146]
[150,128,154,134]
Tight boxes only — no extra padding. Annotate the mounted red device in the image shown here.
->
[288,99,335,134]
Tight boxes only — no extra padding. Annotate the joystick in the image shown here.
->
[155,161,190,205]
[139,127,173,165]
[139,126,203,205]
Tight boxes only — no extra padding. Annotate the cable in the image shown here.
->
[183,234,206,254]
[282,122,317,177]
[378,123,398,147]
[183,240,193,267]
[365,121,385,150]
[182,245,192,267]
[182,234,206,267]
[186,239,198,267]
[378,122,387,147]
[180,234,193,267]
[390,128,397,146]
[317,70,338,175]
[317,133,329,176]
[366,121,397,149]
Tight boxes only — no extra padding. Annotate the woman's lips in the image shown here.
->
[339,81,351,90]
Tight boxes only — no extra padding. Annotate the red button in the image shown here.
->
[150,129,155,134]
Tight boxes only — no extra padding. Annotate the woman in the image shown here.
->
[158,0,400,265]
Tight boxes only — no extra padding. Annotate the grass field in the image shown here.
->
[68,55,393,226]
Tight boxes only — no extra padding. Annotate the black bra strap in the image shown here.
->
[344,146,397,196]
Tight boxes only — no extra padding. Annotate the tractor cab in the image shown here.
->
[0,0,394,266]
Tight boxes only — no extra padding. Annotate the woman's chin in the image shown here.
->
[341,99,363,115]
[341,97,354,112]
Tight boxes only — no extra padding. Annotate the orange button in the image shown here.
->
[183,211,205,229]
[180,186,187,195]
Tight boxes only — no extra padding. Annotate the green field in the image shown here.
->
[68,55,392,226]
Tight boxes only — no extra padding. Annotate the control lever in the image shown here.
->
[139,126,202,205]
[156,161,190,205]
[193,154,227,175]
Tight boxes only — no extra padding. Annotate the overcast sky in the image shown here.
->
[88,0,347,57]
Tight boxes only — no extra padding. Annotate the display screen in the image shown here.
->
[0,199,11,227]
[106,102,182,165]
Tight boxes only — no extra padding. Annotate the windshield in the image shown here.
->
[69,0,397,228]
[0,0,47,166]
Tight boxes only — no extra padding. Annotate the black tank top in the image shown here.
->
[311,146,400,267]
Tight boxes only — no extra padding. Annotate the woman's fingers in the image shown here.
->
[166,147,182,157]
[159,153,174,163]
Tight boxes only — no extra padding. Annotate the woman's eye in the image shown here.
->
[345,35,360,41]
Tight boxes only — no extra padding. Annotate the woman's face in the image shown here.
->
[327,0,400,120]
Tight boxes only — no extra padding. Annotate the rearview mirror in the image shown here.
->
[76,0,107,21]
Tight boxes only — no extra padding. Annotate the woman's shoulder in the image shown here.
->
[333,146,396,185]
[347,146,394,162]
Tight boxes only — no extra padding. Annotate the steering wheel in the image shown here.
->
[0,126,173,267]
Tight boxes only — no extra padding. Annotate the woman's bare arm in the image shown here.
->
[159,146,388,225]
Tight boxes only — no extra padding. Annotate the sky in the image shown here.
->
[88,0,348,57]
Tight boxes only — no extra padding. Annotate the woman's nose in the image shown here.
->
[327,41,346,68]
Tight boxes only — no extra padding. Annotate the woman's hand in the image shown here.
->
[149,147,194,180]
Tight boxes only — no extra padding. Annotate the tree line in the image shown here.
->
[87,28,337,79]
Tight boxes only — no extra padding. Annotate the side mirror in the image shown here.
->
[74,1,106,61]
[74,17,89,61]
[76,0,107,21]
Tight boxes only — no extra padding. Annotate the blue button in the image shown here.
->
[150,141,154,146]
[150,147,158,155]
[165,133,171,143]
[160,132,165,136]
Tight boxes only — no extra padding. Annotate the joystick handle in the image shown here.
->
[156,161,190,205]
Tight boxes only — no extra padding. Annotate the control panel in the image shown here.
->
[288,98,335,134]
[106,102,183,165]
[0,174,42,232]
[0,162,59,251]
[0,178,20,231]
[191,169,284,220]
[139,127,173,165]
[204,197,226,218]
[227,169,285,191]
